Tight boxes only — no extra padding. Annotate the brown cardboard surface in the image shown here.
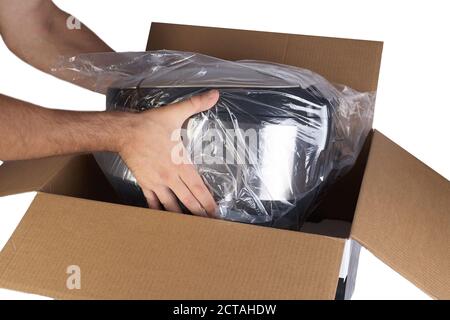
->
[0,154,118,203]
[0,155,73,197]
[41,154,119,203]
[0,192,345,300]
[352,131,450,299]
[147,23,383,92]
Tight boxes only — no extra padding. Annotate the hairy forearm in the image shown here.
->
[0,94,132,161]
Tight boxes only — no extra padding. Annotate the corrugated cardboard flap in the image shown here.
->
[0,193,345,299]
[351,131,450,299]
[0,154,117,203]
[0,155,74,197]
[147,22,383,92]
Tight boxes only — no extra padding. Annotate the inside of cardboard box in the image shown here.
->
[41,154,121,204]
[300,131,373,238]
[40,131,372,239]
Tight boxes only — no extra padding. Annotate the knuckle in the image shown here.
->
[142,189,154,199]
[140,182,155,193]
[158,199,170,207]
[185,199,198,210]
[191,184,205,194]
[179,195,197,210]
[156,170,170,182]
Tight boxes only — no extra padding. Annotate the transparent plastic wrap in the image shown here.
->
[52,50,375,230]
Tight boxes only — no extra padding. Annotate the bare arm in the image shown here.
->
[0,91,220,217]
[0,0,113,87]
[0,0,219,216]
[0,94,126,160]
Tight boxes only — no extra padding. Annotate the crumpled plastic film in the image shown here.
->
[52,50,375,230]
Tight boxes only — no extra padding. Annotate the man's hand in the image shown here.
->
[0,90,220,216]
[119,90,220,217]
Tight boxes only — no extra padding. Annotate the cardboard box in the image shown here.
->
[0,23,449,300]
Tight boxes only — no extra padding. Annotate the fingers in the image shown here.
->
[143,178,216,218]
[140,165,217,217]
[127,90,220,218]
[153,186,183,213]
[164,89,220,122]
[143,189,162,210]
[169,177,209,217]
[178,164,218,217]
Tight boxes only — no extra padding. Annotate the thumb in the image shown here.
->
[165,89,220,122]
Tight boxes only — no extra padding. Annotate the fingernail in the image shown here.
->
[206,89,219,100]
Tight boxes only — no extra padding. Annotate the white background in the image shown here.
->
[1,0,448,299]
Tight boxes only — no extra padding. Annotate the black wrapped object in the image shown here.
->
[53,51,375,230]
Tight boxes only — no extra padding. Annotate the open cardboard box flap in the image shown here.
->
[0,155,72,197]
[0,22,448,299]
[351,130,450,299]
[0,154,117,203]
